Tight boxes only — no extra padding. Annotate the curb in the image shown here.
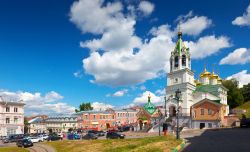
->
[172,139,186,152]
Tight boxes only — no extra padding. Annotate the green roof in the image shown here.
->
[143,96,156,115]
[173,32,190,55]
[194,85,221,97]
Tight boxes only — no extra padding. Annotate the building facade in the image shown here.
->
[28,117,47,134]
[165,31,229,128]
[0,101,25,136]
[76,111,116,131]
[45,114,78,133]
[114,109,138,126]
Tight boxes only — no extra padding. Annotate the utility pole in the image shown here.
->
[175,89,181,140]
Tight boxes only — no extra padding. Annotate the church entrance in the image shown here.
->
[169,106,177,117]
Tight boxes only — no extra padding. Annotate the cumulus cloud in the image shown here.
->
[138,1,154,16]
[92,102,114,111]
[176,11,212,36]
[155,88,165,95]
[185,35,231,59]
[226,70,250,88]
[133,91,162,104]
[70,0,231,87]
[113,89,128,97]
[232,5,250,26]
[0,90,75,115]
[220,48,250,65]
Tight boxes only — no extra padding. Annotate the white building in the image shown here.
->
[165,31,229,128]
[45,114,78,133]
[28,117,47,134]
[0,101,25,136]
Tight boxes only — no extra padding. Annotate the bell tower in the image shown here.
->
[166,30,196,116]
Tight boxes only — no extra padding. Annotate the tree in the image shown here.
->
[75,102,93,112]
[241,83,250,102]
[222,79,244,109]
[24,117,29,134]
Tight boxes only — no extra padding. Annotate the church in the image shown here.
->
[165,31,229,129]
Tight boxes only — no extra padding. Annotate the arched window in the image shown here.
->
[174,56,178,67]
[182,55,186,67]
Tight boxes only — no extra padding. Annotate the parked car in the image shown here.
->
[4,134,24,143]
[47,135,63,141]
[38,134,48,140]
[97,131,105,136]
[16,139,33,148]
[68,133,81,140]
[82,133,98,140]
[240,118,250,128]
[25,137,40,143]
[118,126,130,132]
[106,132,125,139]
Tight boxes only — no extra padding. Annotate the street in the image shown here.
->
[183,128,250,152]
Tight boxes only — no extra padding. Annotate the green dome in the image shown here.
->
[143,95,156,115]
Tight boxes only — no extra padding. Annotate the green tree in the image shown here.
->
[241,83,250,102]
[24,117,29,134]
[222,79,244,109]
[75,102,93,112]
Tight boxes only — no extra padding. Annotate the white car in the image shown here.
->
[38,134,48,141]
[26,137,40,143]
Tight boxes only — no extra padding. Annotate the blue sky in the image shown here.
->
[0,0,250,115]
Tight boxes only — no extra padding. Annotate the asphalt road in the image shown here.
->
[183,128,250,152]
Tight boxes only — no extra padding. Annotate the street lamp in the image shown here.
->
[158,108,162,136]
[175,89,182,140]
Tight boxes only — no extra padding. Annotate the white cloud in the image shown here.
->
[113,89,128,97]
[155,88,165,95]
[0,90,75,115]
[138,1,154,16]
[92,102,114,111]
[176,11,212,36]
[73,70,83,78]
[70,0,231,87]
[140,85,146,91]
[220,48,250,65]
[226,70,250,88]
[185,35,231,59]
[133,91,162,104]
[232,5,250,26]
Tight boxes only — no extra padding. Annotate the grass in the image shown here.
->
[46,135,182,152]
[234,101,250,118]
[0,147,29,152]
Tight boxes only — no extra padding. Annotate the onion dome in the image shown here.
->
[200,67,211,78]
[209,72,219,80]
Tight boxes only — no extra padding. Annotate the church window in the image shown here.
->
[175,78,178,83]
[174,56,178,67]
[182,55,186,67]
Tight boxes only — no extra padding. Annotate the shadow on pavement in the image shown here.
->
[182,128,250,152]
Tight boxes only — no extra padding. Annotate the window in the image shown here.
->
[174,56,178,67]
[208,109,212,115]
[93,115,96,119]
[14,107,18,112]
[175,78,178,83]
[208,123,212,128]
[6,118,10,124]
[14,118,18,124]
[6,107,10,112]
[201,109,204,115]
[182,55,186,66]
[85,115,88,119]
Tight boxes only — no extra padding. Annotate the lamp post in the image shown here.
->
[175,89,182,140]
[158,109,162,136]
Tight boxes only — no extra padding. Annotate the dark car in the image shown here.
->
[67,133,81,140]
[4,134,24,143]
[118,126,130,132]
[97,131,105,136]
[47,135,62,141]
[106,132,125,139]
[82,133,98,140]
[16,139,33,148]
[240,118,250,128]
